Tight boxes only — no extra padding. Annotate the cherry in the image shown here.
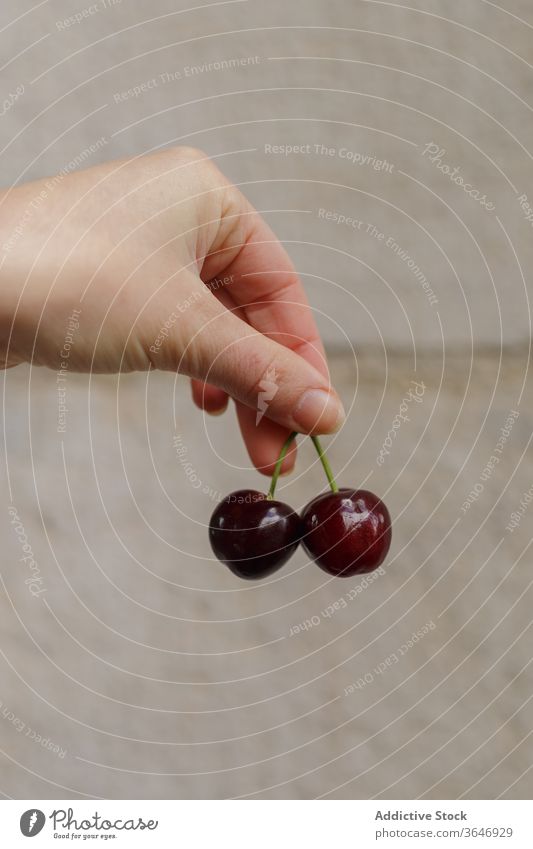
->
[206,431,392,581]
[209,489,301,579]
[301,488,392,576]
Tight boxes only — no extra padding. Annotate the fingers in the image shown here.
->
[236,404,297,477]
[190,376,299,476]
[203,199,330,380]
[190,374,299,475]
[179,284,345,435]
[189,279,236,416]
[189,281,298,475]
[190,379,228,415]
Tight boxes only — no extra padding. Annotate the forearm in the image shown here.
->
[0,181,63,367]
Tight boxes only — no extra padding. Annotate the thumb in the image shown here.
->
[179,289,345,435]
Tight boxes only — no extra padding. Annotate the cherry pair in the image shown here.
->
[209,434,392,580]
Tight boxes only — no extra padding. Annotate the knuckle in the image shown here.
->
[248,351,285,404]
[171,145,208,163]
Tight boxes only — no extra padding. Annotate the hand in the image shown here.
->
[0,146,345,474]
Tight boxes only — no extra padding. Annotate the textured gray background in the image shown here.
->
[1,0,532,799]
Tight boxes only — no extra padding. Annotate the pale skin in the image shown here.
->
[0,146,345,475]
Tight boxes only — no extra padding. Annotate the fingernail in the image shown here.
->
[292,389,345,433]
[207,403,228,417]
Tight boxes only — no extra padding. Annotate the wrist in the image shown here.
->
[0,185,44,367]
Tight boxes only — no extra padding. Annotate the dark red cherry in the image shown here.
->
[301,488,391,577]
[209,489,301,580]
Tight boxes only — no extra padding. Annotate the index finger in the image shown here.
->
[205,204,330,380]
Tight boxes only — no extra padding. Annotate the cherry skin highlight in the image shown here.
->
[301,488,391,577]
[209,489,301,580]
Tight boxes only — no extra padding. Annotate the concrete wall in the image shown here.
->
[1,0,532,351]
[1,1,532,801]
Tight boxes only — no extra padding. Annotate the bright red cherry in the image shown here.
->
[301,488,391,577]
[209,489,301,580]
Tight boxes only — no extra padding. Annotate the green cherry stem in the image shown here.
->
[267,431,298,500]
[311,435,339,494]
